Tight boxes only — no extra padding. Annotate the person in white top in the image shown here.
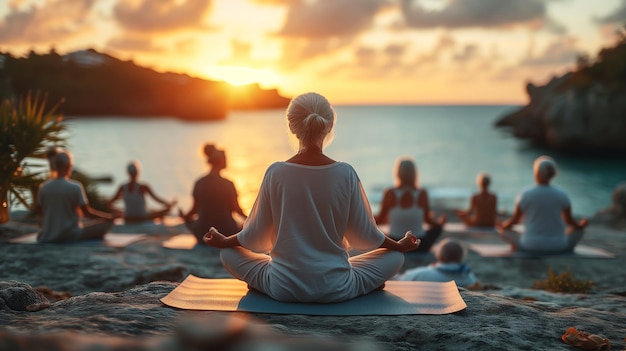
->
[203,92,420,303]
[36,150,118,242]
[107,161,176,223]
[498,156,588,252]
[394,238,478,288]
[375,157,446,252]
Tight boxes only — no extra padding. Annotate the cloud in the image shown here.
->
[250,0,297,4]
[595,0,626,25]
[383,43,405,57]
[452,44,479,62]
[277,0,390,38]
[279,36,354,69]
[112,0,213,33]
[271,0,391,70]
[219,39,253,66]
[354,46,377,64]
[520,36,580,66]
[107,35,163,52]
[414,33,455,65]
[400,0,550,30]
[0,0,96,44]
[333,35,452,81]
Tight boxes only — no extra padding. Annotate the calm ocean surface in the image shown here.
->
[59,105,625,217]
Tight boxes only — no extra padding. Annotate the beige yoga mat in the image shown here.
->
[114,216,184,227]
[444,222,525,234]
[161,275,467,315]
[8,232,147,248]
[162,234,198,250]
[468,243,615,258]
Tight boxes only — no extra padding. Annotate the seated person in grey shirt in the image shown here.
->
[37,149,118,242]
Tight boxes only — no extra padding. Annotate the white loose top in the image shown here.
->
[122,183,147,218]
[388,188,425,239]
[237,161,386,301]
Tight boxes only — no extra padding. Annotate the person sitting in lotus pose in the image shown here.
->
[179,145,247,242]
[498,156,588,253]
[37,150,118,242]
[455,172,498,228]
[203,92,419,303]
[107,160,176,223]
[375,157,446,252]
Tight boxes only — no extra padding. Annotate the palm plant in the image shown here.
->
[0,92,66,223]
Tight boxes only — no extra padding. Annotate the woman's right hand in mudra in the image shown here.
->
[203,227,227,248]
[398,232,420,252]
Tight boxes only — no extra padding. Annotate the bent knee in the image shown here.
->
[219,247,238,263]
[388,250,405,268]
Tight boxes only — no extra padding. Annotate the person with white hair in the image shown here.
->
[455,172,498,227]
[498,155,588,252]
[375,157,446,252]
[107,160,176,223]
[36,149,118,242]
[202,92,419,303]
[394,238,478,288]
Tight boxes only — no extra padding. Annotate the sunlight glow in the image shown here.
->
[205,65,279,87]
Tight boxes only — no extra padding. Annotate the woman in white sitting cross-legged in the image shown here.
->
[203,92,419,303]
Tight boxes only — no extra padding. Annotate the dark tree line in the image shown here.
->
[0,48,289,120]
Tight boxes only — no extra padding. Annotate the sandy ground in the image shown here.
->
[0,211,624,350]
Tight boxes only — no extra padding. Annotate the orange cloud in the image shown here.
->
[277,0,389,38]
[0,0,96,44]
[112,0,213,33]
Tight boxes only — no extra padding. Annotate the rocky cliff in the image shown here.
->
[495,36,626,155]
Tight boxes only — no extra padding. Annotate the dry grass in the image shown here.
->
[533,266,594,294]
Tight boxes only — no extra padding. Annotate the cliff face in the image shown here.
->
[495,37,626,154]
[0,49,290,120]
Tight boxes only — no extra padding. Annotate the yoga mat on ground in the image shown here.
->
[114,216,184,227]
[444,222,525,234]
[161,275,467,315]
[468,243,615,258]
[8,232,147,248]
[162,234,198,250]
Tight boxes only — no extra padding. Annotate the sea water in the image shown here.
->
[50,105,625,217]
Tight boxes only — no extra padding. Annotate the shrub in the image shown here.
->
[0,92,66,222]
[532,267,593,294]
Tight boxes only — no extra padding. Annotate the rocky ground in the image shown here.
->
[0,213,624,351]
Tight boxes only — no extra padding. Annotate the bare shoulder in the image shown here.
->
[139,183,152,192]
[382,188,396,200]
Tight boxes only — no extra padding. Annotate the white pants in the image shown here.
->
[500,227,585,252]
[219,247,404,303]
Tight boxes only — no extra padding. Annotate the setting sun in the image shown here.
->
[204,65,279,87]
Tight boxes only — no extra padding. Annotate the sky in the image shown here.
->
[0,0,625,105]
